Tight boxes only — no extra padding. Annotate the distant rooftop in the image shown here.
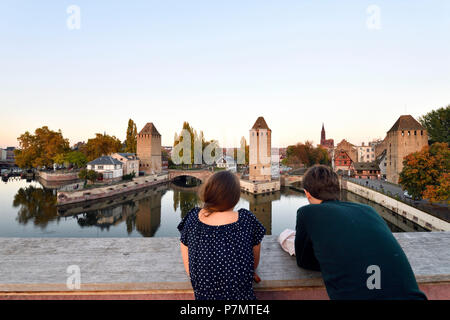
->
[117,153,137,159]
[387,115,425,133]
[87,156,122,166]
[139,123,161,136]
[353,161,380,171]
[252,117,270,130]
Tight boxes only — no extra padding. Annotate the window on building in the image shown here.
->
[408,131,410,136]
[98,165,103,170]
[414,131,417,136]
[421,130,423,135]
[401,131,404,136]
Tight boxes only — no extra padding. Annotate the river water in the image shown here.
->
[0,177,426,238]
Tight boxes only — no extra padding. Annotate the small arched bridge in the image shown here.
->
[168,169,213,183]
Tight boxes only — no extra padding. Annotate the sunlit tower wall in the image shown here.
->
[249,117,272,182]
[137,123,162,174]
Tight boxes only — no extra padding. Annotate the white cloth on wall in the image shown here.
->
[278,229,296,256]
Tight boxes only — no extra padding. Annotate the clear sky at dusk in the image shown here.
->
[1,0,449,149]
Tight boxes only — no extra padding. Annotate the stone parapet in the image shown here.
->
[0,233,449,300]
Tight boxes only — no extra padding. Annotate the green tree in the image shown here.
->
[234,137,249,165]
[87,170,100,183]
[79,169,100,184]
[173,122,220,167]
[419,105,450,144]
[13,185,58,228]
[78,169,88,181]
[124,119,138,153]
[15,126,70,168]
[53,153,66,166]
[65,151,88,168]
[399,142,450,202]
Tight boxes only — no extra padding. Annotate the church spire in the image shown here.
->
[321,123,326,142]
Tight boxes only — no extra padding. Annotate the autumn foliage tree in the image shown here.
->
[124,119,138,153]
[399,142,450,203]
[282,141,330,167]
[81,133,123,161]
[14,126,70,168]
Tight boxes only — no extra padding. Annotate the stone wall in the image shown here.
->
[240,179,280,194]
[57,173,169,205]
[0,233,449,300]
[341,179,450,232]
[38,171,80,182]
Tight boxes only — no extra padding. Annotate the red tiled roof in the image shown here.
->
[252,117,270,130]
[139,123,161,136]
[387,115,425,133]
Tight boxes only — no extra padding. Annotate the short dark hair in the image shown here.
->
[302,165,340,201]
[199,170,241,215]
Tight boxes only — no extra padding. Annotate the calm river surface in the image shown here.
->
[0,177,426,237]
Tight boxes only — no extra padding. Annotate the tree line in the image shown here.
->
[14,119,139,169]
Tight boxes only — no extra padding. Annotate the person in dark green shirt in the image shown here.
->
[295,165,427,300]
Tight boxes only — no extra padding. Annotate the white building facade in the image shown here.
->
[216,155,237,172]
[111,153,139,176]
[87,156,123,181]
[357,142,375,163]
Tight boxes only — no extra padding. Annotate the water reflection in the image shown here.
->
[13,185,58,228]
[3,178,427,237]
[58,185,168,236]
[241,191,281,235]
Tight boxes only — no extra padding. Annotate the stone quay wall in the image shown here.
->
[341,179,450,232]
[57,173,169,206]
[38,171,80,182]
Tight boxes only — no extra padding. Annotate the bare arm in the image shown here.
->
[253,243,262,283]
[253,243,261,270]
[180,242,189,276]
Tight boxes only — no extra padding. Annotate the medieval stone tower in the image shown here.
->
[249,117,272,182]
[385,115,428,184]
[137,123,162,174]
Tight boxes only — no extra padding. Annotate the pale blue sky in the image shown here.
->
[1,0,449,148]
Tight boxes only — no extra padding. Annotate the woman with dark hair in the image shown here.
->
[177,170,266,300]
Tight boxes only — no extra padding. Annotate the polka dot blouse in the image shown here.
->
[177,207,266,300]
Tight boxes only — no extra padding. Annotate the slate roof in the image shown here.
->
[117,153,137,159]
[139,123,161,136]
[375,149,387,165]
[87,156,123,166]
[387,115,425,133]
[252,117,270,130]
